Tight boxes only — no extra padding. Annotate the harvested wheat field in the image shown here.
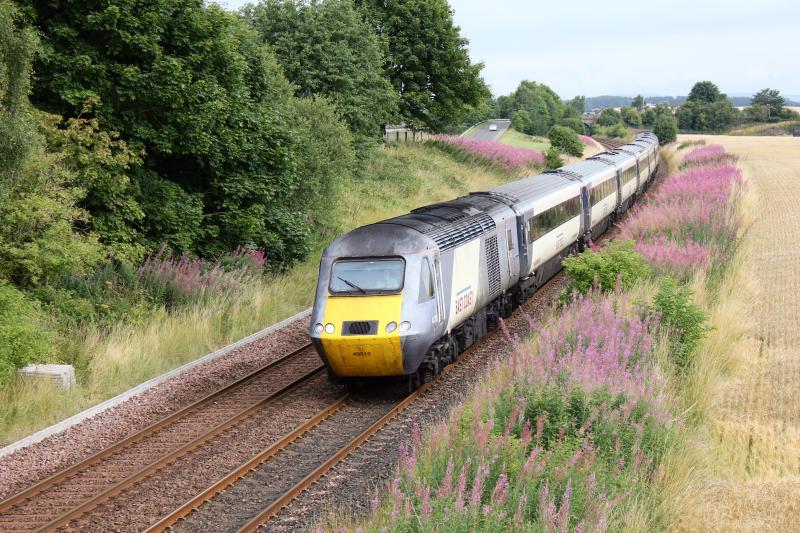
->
[675,135,800,531]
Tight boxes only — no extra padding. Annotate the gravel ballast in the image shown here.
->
[0,314,312,502]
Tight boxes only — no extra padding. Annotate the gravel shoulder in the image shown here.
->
[0,313,312,501]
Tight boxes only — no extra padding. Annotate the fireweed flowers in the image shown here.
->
[430,134,544,172]
[337,292,672,532]
[620,145,743,280]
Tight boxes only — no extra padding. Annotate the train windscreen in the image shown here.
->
[330,258,405,294]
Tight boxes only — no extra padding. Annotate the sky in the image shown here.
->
[219,0,800,99]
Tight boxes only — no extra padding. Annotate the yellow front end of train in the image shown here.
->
[317,293,405,377]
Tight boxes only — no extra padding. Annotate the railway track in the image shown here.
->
[147,277,568,533]
[0,343,321,532]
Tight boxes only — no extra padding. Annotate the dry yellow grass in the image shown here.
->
[672,135,800,532]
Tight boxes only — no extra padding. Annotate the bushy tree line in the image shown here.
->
[0,0,489,381]
[496,81,586,136]
[16,0,487,265]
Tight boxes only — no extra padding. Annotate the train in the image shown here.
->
[309,131,660,391]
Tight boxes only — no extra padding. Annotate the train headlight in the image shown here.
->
[399,321,411,332]
[324,323,335,334]
[313,323,324,334]
[385,321,397,333]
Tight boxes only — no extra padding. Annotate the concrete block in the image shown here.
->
[18,364,76,389]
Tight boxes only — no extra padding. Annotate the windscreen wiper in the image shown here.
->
[337,276,366,294]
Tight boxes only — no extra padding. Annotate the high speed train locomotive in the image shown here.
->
[310,132,660,390]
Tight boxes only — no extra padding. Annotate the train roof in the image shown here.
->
[589,150,637,167]
[323,221,438,257]
[559,158,617,187]
[484,172,579,204]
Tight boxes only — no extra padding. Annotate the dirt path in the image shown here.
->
[678,135,800,531]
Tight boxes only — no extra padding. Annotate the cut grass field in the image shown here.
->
[497,128,550,152]
[672,135,800,531]
[498,128,606,161]
[0,143,517,446]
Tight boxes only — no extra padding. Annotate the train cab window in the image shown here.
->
[330,258,405,294]
[419,258,434,301]
[507,228,514,252]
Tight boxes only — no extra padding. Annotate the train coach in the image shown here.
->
[309,132,660,391]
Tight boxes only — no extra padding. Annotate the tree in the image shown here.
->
[653,114,677,144]
[22,0,355,264]
[512,109,532,133]
[356,0,489,130]
[0,0,105,285]
[751,88,785,118]
[556,116,585,134]
[564,95,585,117]
[745,104,770,122]
[631,95,645,111]
[687,81,725,104]
[544,146,563,169]
[243,0,398,149]
[596,108,622,126]
[642,108,656,127]
[501,81,564,136]
[620,106,642,128]
[548,125,583,157]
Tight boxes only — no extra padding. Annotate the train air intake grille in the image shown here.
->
[486,235,501,297]
[424,213,496,251]
[343,321,378,336]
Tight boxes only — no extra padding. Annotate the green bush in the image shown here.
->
[548,125,583,157]
[556,116,585,134]
[653,278,708,372]
[544,145,563,169]
[561,241,650,300]
[653,114,678,144]
[0,280,55,385]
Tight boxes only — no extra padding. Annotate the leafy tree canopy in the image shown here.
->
[356,0,489,131]
[243,0,398,149]
[631,95,645,111]
[653,114,677,144]
[687,80,725,104]
[620,106,642,128]
[751,88,785,118]
[548,125,583,157]
[21,0,354,265]
[595,107,622,127]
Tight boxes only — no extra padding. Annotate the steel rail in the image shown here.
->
[0,342,314,527]
[34,362,324,532]
[145,395,350,532]
[233,340,483,533]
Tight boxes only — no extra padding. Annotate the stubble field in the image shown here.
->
[676,135,800,531]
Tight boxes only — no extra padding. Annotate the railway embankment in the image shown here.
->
[330,143,747,531]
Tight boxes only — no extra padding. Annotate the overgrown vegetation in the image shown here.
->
[561,241,651,299]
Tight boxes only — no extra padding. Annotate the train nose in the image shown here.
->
[313,295,405,377]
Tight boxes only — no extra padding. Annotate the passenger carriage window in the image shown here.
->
[622,166,636,186]
[528,195,582,243]
[419,257,434,301]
